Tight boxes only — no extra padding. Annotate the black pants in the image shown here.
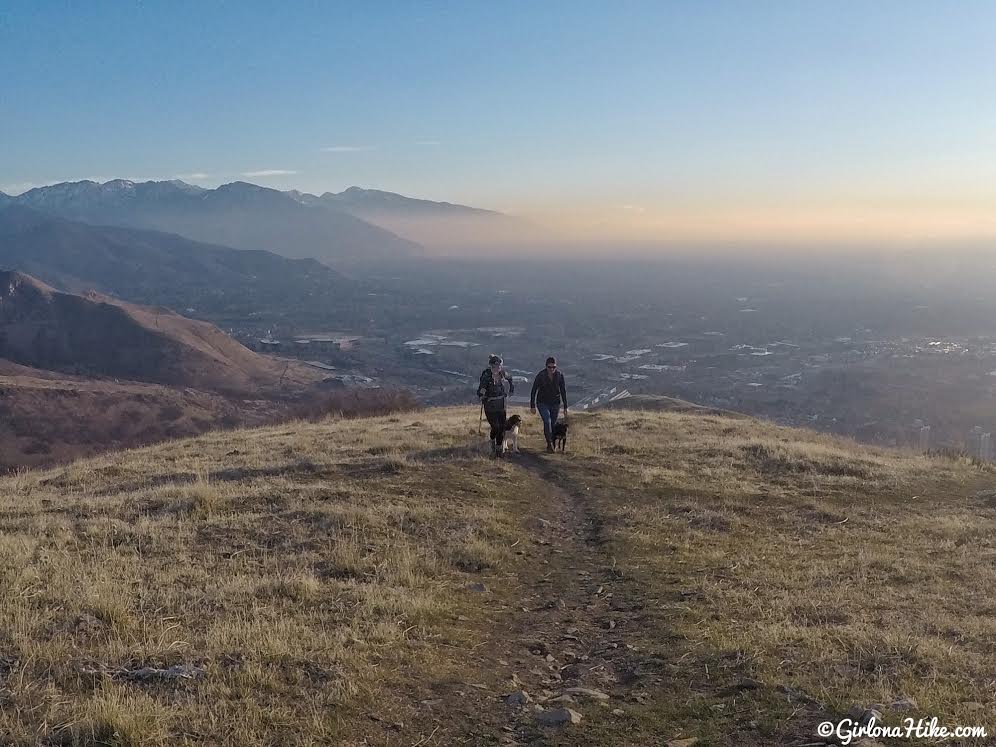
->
[485,408,506,443]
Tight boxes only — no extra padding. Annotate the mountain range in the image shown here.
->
[6,179,540,261]
[12,179,420,262]
[0,204,350,312]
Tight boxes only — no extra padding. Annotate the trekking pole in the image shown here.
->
[478,400,484,435]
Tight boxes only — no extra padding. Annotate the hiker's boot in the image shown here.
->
[546,440,555,453]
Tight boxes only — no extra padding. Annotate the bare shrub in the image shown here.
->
[293,388,420,422]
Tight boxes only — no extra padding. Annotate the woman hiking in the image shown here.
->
[477,354,514,458]
[530,356,568,452]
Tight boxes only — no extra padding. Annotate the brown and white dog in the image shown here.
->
[502,414,522,454]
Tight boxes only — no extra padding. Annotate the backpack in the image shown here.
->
[478,368,512,407]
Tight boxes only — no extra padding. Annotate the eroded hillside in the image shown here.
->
[0,270,322,394]
[0,272,335,469]
[0,408,992,746]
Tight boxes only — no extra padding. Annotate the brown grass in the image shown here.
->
[0,406,993,745]
[0,412,514,745]
[0,376,417,473]
[552,409,996,743]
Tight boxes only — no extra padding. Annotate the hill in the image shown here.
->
[13,179,421,262]
[0,273,333,469]
[0,365,277,469]
[0,205,352,312]
[0,270,322,394]
[0,407,992,745]
[289,186,544,250]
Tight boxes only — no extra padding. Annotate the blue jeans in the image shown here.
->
[537,402,560,443]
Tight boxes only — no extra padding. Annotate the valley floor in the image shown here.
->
[0,408,993,745]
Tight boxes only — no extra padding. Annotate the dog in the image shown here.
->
[502,414,522,454]
[551,421,568,452]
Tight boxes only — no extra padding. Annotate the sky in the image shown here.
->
[3,1,996,247]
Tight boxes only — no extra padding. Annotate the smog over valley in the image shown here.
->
[1,3,995,746]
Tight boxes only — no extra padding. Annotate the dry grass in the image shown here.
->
[555,409,996,741]
[0,413,519,745]
[1,406,993,745]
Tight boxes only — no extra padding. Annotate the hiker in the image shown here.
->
[477,354,514,457]
[530,356,568,453]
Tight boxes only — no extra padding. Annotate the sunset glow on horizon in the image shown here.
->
[5,1,996,251]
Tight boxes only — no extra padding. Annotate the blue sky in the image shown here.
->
[3,1,996,242]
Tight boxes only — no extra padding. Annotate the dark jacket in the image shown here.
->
[477,368,513,411]
[530,369,567,408]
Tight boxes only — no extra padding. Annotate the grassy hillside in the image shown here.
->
[0,408,993,745]
[0,370,262,469]
[0,270,323,395]
[0,271,342,470]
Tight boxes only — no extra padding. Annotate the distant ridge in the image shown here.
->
[289,186,546,249]
[0,269,59,296]
[318,186,501,216]
[12,177,546,255]
[0,205,351,311]
[14,179,421,262]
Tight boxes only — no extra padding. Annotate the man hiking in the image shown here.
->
[530,356,568,453]
[477,354,514,458]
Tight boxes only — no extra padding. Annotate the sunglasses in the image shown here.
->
[546,364,557,369]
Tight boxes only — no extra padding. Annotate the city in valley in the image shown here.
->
[224,256,996,457]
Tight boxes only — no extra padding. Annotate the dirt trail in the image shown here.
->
[496,451,669,744]
[384,448,668,746]
[485,452,627,743]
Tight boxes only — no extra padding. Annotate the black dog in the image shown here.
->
[551,421,568,452]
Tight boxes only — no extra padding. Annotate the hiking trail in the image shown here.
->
[377,446,670,746]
